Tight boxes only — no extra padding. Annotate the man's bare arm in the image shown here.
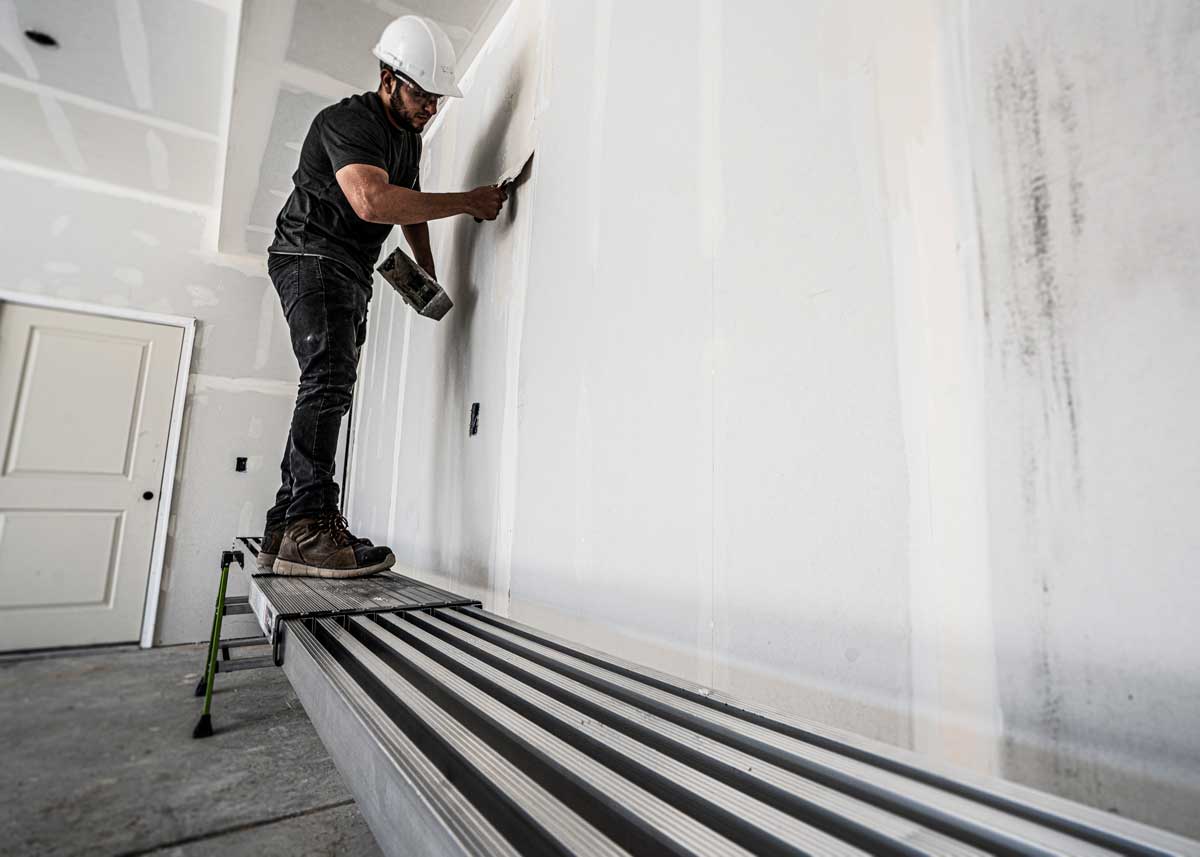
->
[336,164,505,225]
[401,222,436,279]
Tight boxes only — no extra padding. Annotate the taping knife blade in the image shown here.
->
[474,148,535,222]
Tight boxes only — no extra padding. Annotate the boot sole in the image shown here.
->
[273,552,395,579]
[256,552,277,572]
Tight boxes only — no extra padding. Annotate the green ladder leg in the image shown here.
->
[193,552,234,739]
[193,576,225,699]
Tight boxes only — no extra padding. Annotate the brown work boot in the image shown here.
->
[257,524,284,571]
[274,514,395,579]
[259,521,374,572]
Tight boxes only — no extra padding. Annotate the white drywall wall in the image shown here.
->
[346,0,1200,837]
[0,0,516,645]
[350,0,916,750]
[0,0,301,646]
[956,0,1200,833]
[0,168,297,645]
[1,0,412,646]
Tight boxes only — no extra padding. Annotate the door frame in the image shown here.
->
[0,290,195,648]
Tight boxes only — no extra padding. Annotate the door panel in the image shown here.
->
[0,303,183,650]
[5,327,149,476]
[0,510,123,607]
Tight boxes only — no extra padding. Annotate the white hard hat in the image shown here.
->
[373,15,462,98]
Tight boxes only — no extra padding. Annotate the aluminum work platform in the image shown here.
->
[197,540,1200,856]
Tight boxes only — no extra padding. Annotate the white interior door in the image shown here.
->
[0,303,184,650]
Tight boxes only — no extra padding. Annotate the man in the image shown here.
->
[259,15,507,578]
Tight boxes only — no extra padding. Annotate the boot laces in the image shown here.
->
[320,512,355,547]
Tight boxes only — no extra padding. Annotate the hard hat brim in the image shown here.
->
[424,80,463,98]
[373,46,463,99]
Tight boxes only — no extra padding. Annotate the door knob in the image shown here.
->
[143,491,155,500]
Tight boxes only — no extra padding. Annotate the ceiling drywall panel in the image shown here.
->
[0,0,230,218]
[137,0,228,133]
[245,87,330,230]
[0,83,216,203]
[0,85,53,163]
[60,103,218,203]
[285,0,402,90]
[218,0,510,255]
[284,0,502,82]
[2,0,227,134]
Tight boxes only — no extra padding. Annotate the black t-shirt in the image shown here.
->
[269,92,421,284]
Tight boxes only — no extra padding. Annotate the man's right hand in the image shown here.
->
[464,185,508,221]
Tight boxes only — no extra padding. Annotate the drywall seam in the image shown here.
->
[697,0,723,690]
[0,156,213,215]
[188,373,296,397]
[206,0,245,246]
[423,0,521,145]
[279,61,360,99]
[489,156,539,615]
[873,51,934,756]
[38,95,86,174]
[584,0,613,267]
[145,130,170,191]
[189,250,268,277]
[115,0,154,111]
[451,0,515,88]
[941,0,1001,761]
[252,283,275,370]
[486,0,546,616]
[345,259,389,523]
[0,72,220,142]
[879,0,1000,769]
[215,0,297,253]
[0,2,38,77]
[344,322,371,524]
[344,379,362,522]
[386,309,414,550]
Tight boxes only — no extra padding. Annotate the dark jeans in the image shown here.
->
[265,254,369,527]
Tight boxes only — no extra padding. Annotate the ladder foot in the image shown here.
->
[192,714,214,739]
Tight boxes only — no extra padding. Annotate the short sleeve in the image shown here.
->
[321,106,389,173]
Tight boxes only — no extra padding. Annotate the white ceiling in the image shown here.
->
[0,0,508,250]
[0,0,232,208]
[219,0,509,256]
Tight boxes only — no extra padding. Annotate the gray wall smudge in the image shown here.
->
[966,1,1200,835]
[987,42,1084,793]
[989,42,1083,505]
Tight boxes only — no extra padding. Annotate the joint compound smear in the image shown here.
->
[986,38,1093,788]
[988,43,1084,509]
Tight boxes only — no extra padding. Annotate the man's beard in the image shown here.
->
[388,87,423,133]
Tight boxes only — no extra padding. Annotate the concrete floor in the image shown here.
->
[0,642,382,857]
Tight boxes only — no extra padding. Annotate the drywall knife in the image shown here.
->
[474,148,535,222]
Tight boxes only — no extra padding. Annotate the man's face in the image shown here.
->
[384,70,440,133]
